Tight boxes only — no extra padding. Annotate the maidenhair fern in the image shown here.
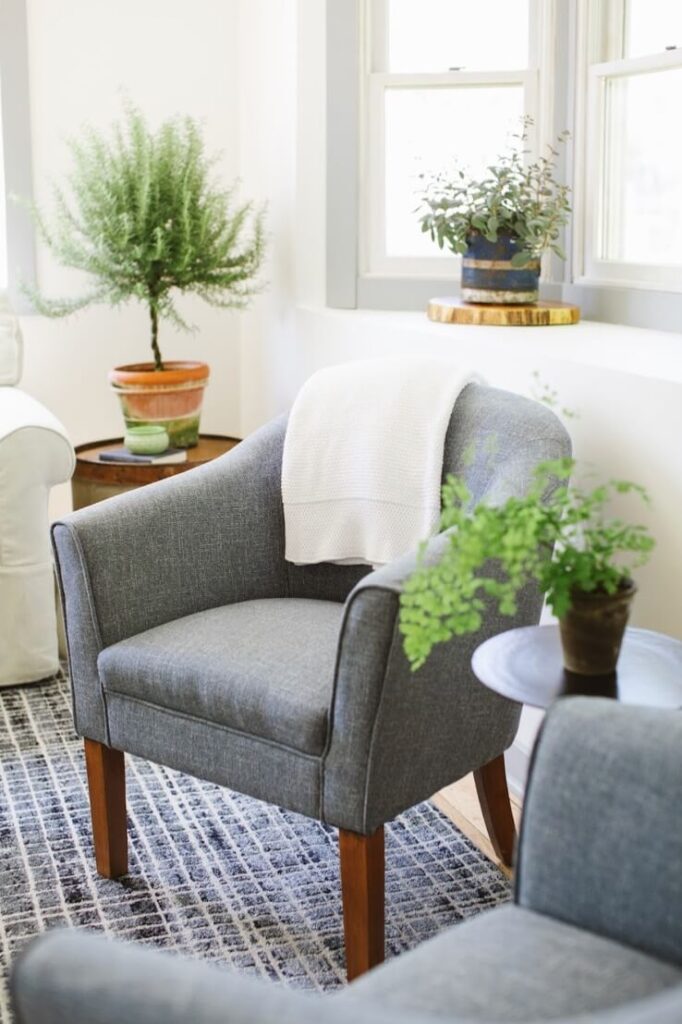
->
[26,106,265,369]
[399,460,654,671]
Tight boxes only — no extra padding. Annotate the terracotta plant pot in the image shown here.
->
[461,231,540,305]
[109,361,210,449]
[558,580,637,676]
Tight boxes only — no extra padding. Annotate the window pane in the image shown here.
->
[625,0,682,57]
[386,0,529,72]
[384,86,524,258]
[600,67,682,265]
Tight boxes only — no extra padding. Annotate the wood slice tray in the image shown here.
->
[427,297,580,326]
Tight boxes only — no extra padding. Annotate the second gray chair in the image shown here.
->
[52,382,570,979]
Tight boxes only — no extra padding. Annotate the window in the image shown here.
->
[579,0,682,292]
[0,0,36,310]
[329,0,682,328]
[326,0,558,308]
[361,0,554,283]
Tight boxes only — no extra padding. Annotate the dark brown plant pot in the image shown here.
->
[558,580,637,676]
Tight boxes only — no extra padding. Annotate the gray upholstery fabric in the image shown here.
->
[516,698,682,967]
[52,417,290,741]
[99,599,344,756]
[52,523,109,743]
[286,558,371,602]
[53,417,290,652]
[346,903,682,1021]
[52,383,571,832]
[9,930,436,1024]
[441,382,570,506]
[105,690,322,818]
[323,555,524,832]
[11,925,682,1024]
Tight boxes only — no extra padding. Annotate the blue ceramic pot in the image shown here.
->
[461,232,540,304]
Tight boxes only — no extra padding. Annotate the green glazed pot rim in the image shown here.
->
[125,425,168,436]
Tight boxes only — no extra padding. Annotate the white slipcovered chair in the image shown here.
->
[0,301,75,687]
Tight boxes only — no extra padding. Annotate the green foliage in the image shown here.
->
[529,370,578,420]
[399,458,655,671]
[417,119,571,266]
[26,105,266,369]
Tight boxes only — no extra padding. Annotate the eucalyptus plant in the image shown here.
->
[26,106,265,370]
[399,458,654,671]
[417,120,571,267]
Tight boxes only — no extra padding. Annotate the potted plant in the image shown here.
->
[417,120,571,305]
[25,106,265,447]
[399,458,655,676]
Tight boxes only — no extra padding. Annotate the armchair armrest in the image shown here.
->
[0,387,73,459]
[9,930,429,1024]
[53,416,288,742]
[322,532,533,834]
[12,927,682,1024]
[0,389,75,560]
[515,698,682,966]
[0,388,74,686]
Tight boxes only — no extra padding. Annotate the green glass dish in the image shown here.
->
[124,425,169,455]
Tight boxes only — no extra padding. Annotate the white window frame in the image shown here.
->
[574,0,682,294]
[360,0,555,283]
[0,0,36,311]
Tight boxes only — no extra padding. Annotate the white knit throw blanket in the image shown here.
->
[282,358,480,566]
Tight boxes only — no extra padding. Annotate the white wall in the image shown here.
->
[17,0,244,517]
[237,0,300,436]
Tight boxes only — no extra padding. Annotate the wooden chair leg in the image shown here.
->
[473,754,517,869]
[338,826,385,981]
[84,738,128,879]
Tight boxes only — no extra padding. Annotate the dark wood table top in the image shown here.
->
[74,434,240,485]
[472,624,682,709]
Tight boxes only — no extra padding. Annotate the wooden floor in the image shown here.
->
[432,775,522,878]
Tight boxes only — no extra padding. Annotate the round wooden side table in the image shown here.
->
[71,433,240,510]
[472,624,682,710]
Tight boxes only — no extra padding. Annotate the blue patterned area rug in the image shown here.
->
[0,676,510,1022]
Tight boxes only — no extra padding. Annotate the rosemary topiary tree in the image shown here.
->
[27,106,265,370]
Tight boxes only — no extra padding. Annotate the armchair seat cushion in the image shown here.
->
[345,905,682,1022]
[98,598,345,755]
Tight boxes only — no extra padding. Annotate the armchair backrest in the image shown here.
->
[516,697,682,966]
[443,382,570,505]
[286,382,571,599]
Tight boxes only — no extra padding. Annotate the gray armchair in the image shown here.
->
[51,383,569,978]
[11,698,682,1023]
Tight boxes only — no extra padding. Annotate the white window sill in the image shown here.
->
[297,305,682,385]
